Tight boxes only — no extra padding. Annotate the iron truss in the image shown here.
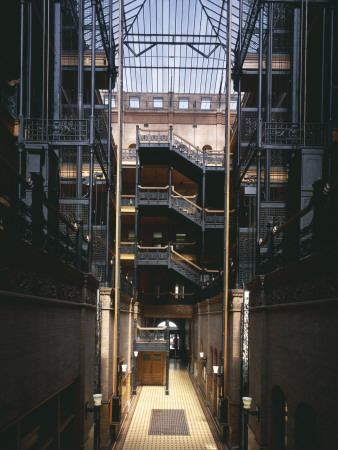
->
[81,0,259,93]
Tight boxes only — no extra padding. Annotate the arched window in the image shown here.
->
[202,144,212,151]
[295,403,319,450]
[129,143,136,149]
[271,386,287,449]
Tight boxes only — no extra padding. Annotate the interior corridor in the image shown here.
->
[114,360,226,450]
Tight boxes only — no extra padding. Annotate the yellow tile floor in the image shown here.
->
[119,360,220,450]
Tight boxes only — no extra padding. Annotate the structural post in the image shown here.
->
[88,0,96,273]
[222,0,232,406]
[113,0,124,410]
[76,0,84,200]
[105,0,113,286]
[166,320,170,395]
[264,3,272,202]
[18,0,25,199]
[256,3,263,276]
[235,0,242,289]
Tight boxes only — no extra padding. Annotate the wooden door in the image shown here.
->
[140,352,164,385]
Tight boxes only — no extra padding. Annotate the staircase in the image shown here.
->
[136,245,204,286]
[137,127,224,170]
[169,247,204,286]
[171,189,203,226]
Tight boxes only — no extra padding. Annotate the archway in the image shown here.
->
[157,320,186,360]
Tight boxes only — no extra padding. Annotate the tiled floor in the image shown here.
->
[116,359,223,450]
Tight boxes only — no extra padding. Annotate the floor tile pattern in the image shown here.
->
[115,360,223,450]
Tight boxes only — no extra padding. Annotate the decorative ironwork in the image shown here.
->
[173,133,203,166]
[137,246,169,262]
[139,129,169,144]
[137,329,166,341]
[122,149,136,160]
[25,119,89,142]
[263,123,326,147]
[205,210,224,225]
[171,194,202,224]
[120,242,135,254]
[240,290,250,395]
[204,151,224,167]
[138,187,169,203]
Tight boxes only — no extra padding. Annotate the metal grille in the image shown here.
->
[59,202,89,228]
[239,228,256,286]
[260,202,286,244]
[148,410,190,436]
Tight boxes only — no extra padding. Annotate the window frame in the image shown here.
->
[153,97,164,108]
[178,97,189,109]
[200,97,212,110]
[129,96,140,108]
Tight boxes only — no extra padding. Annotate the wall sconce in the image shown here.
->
[242,397,260,422]
[199,352,207,362]
[134,351,138,358]
[213,365,222,377]
[85,393,102,417]
[120,364,128,374]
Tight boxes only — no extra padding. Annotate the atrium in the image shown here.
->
[0,0,337,449]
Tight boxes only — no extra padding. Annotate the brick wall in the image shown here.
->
[247,246,338,449]
[0,232,98,448]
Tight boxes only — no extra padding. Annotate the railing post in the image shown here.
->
[76,217,83,270]
[166,319,170,395]
[31,173,45,249]
[169,125,173,150]
[136,125,139,150]
[266,220,275,273]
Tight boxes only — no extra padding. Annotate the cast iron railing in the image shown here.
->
[263,122,326,147]
[138,129,169,145]
[136,326,167,342]
[121,195,136,207]
[138,186,170,203]
[25,118,89,143]
[259,181,337,273]
[171,189,203,224]
[138,186,224,227]
[0,174,88,271]
[136,127,224,169]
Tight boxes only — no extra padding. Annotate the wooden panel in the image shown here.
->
[139,352,165,386]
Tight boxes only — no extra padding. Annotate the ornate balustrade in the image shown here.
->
[204,150,224,166]
[121,195,135,207]
[205,209,224,225]
[263,122,326,147]
[137,327,167,342]
[25,118,89,143]
[1,177,88,271]
[138,129,169,145]
[138,186,169,203]
[171,190,202,223]
[173,133,203,165]
[137,245,169,263]
[122,149,136,160]
[120,242,135,254]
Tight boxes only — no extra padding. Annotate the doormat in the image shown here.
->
[148,409,190,436]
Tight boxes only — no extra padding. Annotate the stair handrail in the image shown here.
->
[138,128,169,134]
[171,188,202,211]
[205,208,224,213]
[137,244,169,250]
[170,245,202,271]
[172,132,201,153]
[138,185,170,190]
